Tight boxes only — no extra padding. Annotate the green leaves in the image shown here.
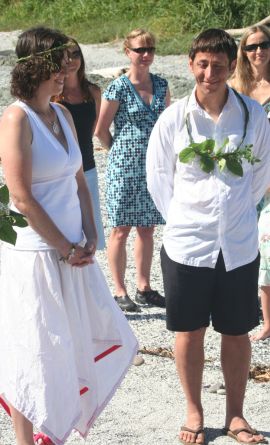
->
[226,158,243,177]
[178,138,259,177]
[0,221,17,245]
[0,184,9,205]
[0,184,28,245]
[179,146,197,163]
[200,155,215,173]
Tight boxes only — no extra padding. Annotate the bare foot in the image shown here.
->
[250,327,270,341]
[225,417,267,444]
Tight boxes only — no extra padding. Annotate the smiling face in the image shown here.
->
[189,51,236,99]
[244,31,270,69]
[39,58,68,97]
[126,36,155,68]
[66,46,82,74]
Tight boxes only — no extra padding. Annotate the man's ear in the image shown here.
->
[189,58,194,73]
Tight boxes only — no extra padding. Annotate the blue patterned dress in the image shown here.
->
[103,74,167,227]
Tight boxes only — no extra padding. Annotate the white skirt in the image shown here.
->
[0,246,137,444]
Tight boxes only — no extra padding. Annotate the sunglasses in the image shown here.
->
[128,46,155,54]
[243,41,270,52]
[67,49,81,60]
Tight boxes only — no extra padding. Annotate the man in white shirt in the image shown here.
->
[147,29,270,445]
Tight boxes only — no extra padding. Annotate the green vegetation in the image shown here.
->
[0,0,268,54]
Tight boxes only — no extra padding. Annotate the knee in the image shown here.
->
[110,227,131,243]
[136,226,155,240]
[176,328,206,346]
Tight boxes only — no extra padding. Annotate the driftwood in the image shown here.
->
[226,15,270,37]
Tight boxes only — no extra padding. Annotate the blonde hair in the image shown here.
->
[123,28,156,51]
[230,25,270,95]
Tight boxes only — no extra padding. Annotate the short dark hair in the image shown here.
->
[189,28,237,64]
[11,26,69,100]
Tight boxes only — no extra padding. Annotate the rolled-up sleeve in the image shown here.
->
[146,114,177,221]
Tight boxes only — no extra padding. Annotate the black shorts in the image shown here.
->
[160,246,260,335]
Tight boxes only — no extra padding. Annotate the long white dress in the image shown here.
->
[0,101,138,445]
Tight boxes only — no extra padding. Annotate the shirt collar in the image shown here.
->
[186,85,243,116]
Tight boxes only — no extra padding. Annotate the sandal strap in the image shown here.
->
[181,426,204,436]
[231,427,258,436]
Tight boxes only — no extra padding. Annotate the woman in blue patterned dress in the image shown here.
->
[95,29,170,311]
[230,25,270,340]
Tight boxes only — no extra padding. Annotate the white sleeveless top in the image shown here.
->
[10,101,83,250]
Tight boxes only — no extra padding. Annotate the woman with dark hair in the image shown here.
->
[95,28,170,312]
[230,25,270,341]
[0,26,137,445]
[54,38,105,250]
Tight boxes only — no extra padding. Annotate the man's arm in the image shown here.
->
[146,115,176,221]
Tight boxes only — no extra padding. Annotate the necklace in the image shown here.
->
[39,110,60,135]
[179,89,260,177]
[28,104,61,135]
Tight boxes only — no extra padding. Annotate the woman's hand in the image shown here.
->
[64,243,95,267]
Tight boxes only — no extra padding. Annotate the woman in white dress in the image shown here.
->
[0,26,137,445]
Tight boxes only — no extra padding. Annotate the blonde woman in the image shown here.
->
[231,25,270,341]
[95,29,170,312]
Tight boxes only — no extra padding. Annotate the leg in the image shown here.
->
[222,334,266,443]
[175,329,206,444]
[107,226,132,296]
[251,286,270,341]
[9,404,34,445]
[134,226,154,291]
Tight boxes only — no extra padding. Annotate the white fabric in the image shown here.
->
[146,87,270,271]
[0,247,137,444]
[10,101,83,250]
[0,101,138,444]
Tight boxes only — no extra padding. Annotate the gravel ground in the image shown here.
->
[0,31,269,445]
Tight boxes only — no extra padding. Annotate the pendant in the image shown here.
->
[52,121,60,135]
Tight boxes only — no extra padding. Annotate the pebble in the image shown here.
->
[132,355,145,366]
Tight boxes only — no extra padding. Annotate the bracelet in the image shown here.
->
[59,243,76,262]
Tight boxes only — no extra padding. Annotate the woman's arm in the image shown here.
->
[61,107,97,256]
[0,105,91,266]
[76,166,97,251]
[90,84,101,134]
[0,106,71,255]
[94,98,119,149]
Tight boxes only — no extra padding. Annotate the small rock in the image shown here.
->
[217,388,226,395]
[207,382,225,393]
[132,355,145,366]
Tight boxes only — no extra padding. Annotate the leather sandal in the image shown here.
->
[179,426,205,444]
[114,295,140,312]
[222,427,268,444]
[135,289,166,307]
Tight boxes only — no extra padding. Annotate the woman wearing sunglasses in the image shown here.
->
[54,37,105,250]
[95,28,170,312]
[230,25,270,341]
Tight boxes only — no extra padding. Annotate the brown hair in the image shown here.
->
[57,37,94,103]
[11,26,69,100]
[230,25,270,95]
[189,28,237,64]
[123,28,156,52]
